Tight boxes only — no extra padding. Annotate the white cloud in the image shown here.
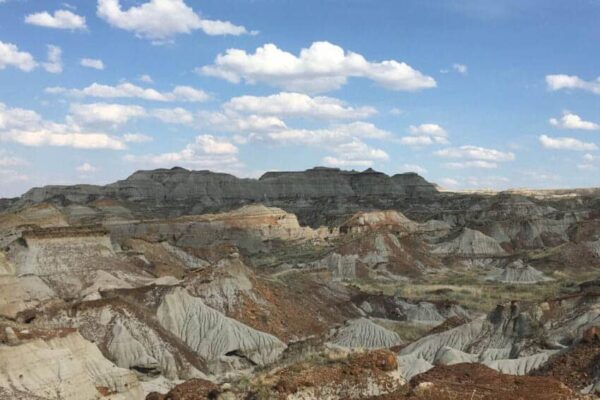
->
[97,0,252,43]
[546,74,600,94]
[0,104,41,130]
[549,111,599,131]
[250,122,391,147]
[25,9,87,30]
[3,129,126,150]
[170,86,210,102]
[153,107,194,125]
[322,140,389,168]
[434,145,515,161]
[42,45,63,74]
[401,123,449,146]
[539,134,598,151]
[69,103,198,127]
[445,160,498,169]
[199,111,288,134]
[81,58,105,70]
[68,103,147,126]
[76,162,97,173]
[0,102,126,150]
[453,63,468,75]
[139,74,153,83]
[224,92,377,120]
[0,41,37,71]
[46,82,209,102]
[584,153,597,162]
[400,164,427,174]
[390,108,403,115]
[124,134,240,169]
[123,133,153,143]
[200,41,436,93]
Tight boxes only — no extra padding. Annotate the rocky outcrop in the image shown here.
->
[35,299,208,382]
[178,204,332,242]
[11,167,438,226]
[328,318,403,349]
[340,210,418,234]
[6,226,155,300]
[156,288,286,372]
[488,260,552,284]
[354,294,470,325]
[0,329,142,400]
[431,228,507,257]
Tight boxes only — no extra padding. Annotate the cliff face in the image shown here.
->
[13,167,439,226]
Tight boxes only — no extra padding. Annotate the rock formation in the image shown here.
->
[0,166,600,399]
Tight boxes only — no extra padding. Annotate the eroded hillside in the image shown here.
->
[1,167,600,399]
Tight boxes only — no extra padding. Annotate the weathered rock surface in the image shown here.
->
[431,228,507,257]
[328,318,403,349]
[488,260,553,284]
[156,288,286,372]
[0,329,143,400]
[6,167,438,227]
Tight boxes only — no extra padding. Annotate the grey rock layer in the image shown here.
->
[10,167,438,226]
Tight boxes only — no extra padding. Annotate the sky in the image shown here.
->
[0,0,599,197]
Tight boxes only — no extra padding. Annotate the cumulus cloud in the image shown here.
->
[0,102,126,150]
[68,103,197,127]
[249,122,391,147]
[401,123,449,146]
[153,107,194,125]
[224,92,377,120]
[322,139,389,168]
[546,74,600,94]
[76,162,97,173]
[3,129,126,150]
[97,0,253,43]
[0,41,37,71]
[549,111,599,131]
[46,82,209,102]
[123,133,153,143]
[25,9,87,30]
[434,145,515,162]
[81,58,105,70]
[199,111,288,135]
[68,103,147,126]
[445,160,498,169]
[124,134,240,169]
[200,41,436,93]
[0,104,41,130]
[42,45,63,74]
[539,134,598,151]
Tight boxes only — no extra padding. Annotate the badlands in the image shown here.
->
[1,166,600,399]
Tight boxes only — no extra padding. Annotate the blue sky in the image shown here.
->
[0,0,599,197]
